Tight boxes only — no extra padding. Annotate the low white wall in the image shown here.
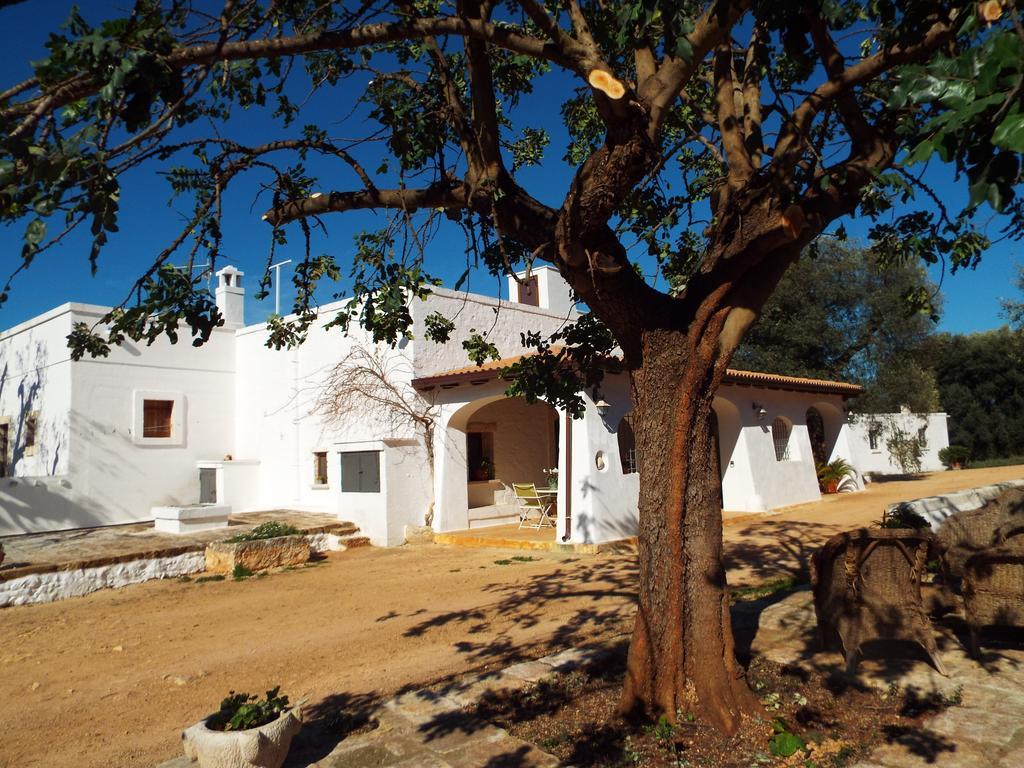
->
[849,411,950,475]
[0,552,205,608]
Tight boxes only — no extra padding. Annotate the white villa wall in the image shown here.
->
[848,411,949,474]
[409,288,577,377]
[67,306,236,528]
[0,305,75,534]
[568,373,640,544]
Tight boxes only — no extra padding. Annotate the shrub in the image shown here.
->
[938,445,970,469]
[816,458,856,493]
[208,687,290,731]
[886,428,924,474]
[225,521,300,543]
[878,504,930,530]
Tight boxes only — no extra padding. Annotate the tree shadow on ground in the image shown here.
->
[281,691,382,767]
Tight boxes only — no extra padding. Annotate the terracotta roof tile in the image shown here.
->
[412,351,863,397]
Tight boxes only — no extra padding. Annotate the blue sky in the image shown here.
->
[1,0,1020,336]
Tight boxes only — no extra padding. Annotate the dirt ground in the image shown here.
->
[1,465,1021,768]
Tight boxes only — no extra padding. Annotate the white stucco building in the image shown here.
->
[0,265,949,543]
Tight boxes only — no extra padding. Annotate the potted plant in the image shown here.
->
[815,458,856,494]
[182,687,302,768]
[471,457,493,481]
[938,445,970,470]
[543,467,559,489]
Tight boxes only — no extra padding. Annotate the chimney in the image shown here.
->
[215,265,245,328]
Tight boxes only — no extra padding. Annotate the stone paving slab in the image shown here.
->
[303,645,621,768]
[752,591,1024,768]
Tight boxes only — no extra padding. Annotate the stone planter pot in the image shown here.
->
[182,708,302,768]
[205,535,310,574]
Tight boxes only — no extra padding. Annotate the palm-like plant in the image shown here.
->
[816,459,856,494]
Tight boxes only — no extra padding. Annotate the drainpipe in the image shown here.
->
[562,410,572,542]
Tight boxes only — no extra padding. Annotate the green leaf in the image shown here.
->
[992,109,1024,152]
[769,731,807,757]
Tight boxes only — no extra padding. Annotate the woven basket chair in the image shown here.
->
[937,488,1024,577]
[962,525,1024,658]
[812,528,946,675]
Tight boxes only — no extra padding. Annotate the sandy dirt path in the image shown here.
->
[1,546,637,768]
[1,465,1021,768]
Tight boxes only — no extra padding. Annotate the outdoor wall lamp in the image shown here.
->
[595,398,611,416]
[752,402,767,420]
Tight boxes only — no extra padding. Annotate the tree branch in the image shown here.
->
[641,0,750,140]
[262,181,468,227]
[772,16,954,167]
[713,43,753,186]
[2,14,571,136]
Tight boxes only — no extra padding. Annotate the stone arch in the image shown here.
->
[807,401,846,464]
[445,394,559,509]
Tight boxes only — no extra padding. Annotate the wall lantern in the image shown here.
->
[752,402,767,421]
[594,390,611,416]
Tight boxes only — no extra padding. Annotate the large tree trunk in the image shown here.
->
[618,327,761,733]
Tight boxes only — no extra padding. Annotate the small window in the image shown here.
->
[467,432,495,480]
[617,414,637,474]
[0,421,9,477]
[868,427,881,451]
[341,451,381,493]
[24,411,38,456]
[517,275,539,306]
[313,451,329,486]
[918,427,928,448]
[143,400,174,438]
[771,418,791,462]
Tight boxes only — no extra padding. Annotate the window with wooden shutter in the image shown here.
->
[517,275,539,306]
[143,400,174,438]
[340,451,381,493]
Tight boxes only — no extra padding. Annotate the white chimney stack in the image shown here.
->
[215,265,245,328]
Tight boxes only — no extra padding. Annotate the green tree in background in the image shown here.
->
[2,0,1023,731]
[1001,264,1024,330]
[733,240,940,413]
[921,328,1024,461]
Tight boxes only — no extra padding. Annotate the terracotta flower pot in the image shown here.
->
[182,708,302,768]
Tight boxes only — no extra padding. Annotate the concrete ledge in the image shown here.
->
[889,479,1024,530]
[153,504,231,534]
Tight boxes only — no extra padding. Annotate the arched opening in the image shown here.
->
[807,407,827,466]
[771,417,792,462]
[710,409,723,507]
[448,395,560,527]
[617,412,636,475]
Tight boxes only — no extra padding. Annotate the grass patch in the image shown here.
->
[730,576,798,602]
[195,574,226,583]
[177,575,193,583]
[232,564,255,580]
[495,555,539,566]
[968,455,1024,469]
[225,521,301,543]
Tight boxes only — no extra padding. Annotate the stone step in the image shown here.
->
[336,534,371,550]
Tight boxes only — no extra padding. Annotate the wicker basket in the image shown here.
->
[812,528,946,675]
[962,528,1024,658]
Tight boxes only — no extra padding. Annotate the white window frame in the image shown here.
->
[132,391,185,446]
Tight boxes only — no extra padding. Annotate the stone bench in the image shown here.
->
[152,504,231,534]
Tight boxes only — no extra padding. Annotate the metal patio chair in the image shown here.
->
[513,483,555,530]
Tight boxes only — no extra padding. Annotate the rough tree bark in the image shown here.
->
[617,325,761,732]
